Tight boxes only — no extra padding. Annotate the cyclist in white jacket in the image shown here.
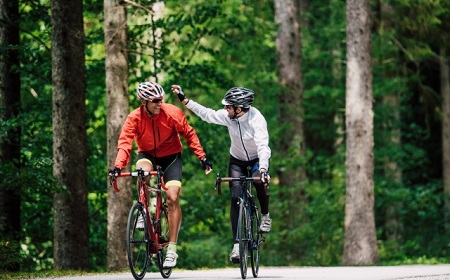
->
[171,85,271,263]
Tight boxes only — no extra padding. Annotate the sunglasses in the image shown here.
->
[151,99,163,104]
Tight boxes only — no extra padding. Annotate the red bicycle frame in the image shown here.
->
[111,167,169,253]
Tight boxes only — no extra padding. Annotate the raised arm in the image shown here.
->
[171,85,229,126]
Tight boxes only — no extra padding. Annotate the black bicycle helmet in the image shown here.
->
[221,87,254,108]
[136,81,165,101]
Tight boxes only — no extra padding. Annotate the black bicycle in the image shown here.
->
[215,173,267,279]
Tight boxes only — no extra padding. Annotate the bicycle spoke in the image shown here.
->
[251,208,261,278]
[126,203,149,280]
[157,204,172,278]
[238,202,248,279]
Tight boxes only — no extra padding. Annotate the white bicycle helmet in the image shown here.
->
[137,82,165,101]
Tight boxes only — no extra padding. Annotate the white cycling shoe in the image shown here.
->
[260,215,272,233]
[229,243,239,263]
[163,250,178,268]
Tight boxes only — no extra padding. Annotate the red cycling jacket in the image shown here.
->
[114,103,206,169]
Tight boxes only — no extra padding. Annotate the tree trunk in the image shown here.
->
[0,0,21,271]
[274,0,306,207]
[343,0,378,265]
[274,0,306,262]
[51,0,89,270]
[441,48,450,230]
[104,0,132,271]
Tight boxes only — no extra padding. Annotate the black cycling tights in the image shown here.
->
[229,158,269,243]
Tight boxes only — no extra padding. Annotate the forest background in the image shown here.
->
[1,0,450,274]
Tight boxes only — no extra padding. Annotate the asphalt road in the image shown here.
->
[33,265,450,280]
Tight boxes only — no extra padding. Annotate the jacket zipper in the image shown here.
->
[151,119,157,157]
[237,120,250,161]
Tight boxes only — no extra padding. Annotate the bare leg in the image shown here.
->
[163,184,181,268]
[165,185,181,243]
[136,160,153,199]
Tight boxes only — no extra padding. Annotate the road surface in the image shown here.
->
[33,265,450,280]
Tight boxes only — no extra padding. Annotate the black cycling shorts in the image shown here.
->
[228,155,260,189]
[136,152,182,187]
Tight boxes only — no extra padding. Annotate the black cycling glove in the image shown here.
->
[201,158,213,171]
[172,85,186,102]
[108,167,121,177]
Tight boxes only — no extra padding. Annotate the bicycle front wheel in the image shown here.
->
[156,203,172,278]
[238,201,249,279]
[250,208,261,278]
[126,202,150,280]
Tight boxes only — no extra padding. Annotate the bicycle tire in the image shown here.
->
[156,203,172,278]
[250,205,261,278]
[238,200,249,279]
[126,202,150,280]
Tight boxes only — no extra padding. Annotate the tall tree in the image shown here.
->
[51,0,89,270]
[0,0,21,271]
[343,0,378,265]
[274,0,306,229]
[104,0,132,271]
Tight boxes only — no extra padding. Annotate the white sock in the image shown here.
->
[168,242,177,253]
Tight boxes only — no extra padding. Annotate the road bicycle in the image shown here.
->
[215,173,267,279]
[109,167,172,280]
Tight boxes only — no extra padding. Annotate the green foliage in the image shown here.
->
[19,157,59,272]
[0,241,21,272]
[302,0,346,173]
[376,180,450,263]
[176,156,230,269]
[87,192,107,271]
[0,142,59,272]
[178,237,229,269]
[401,181,449,256]
[265,160,346,266]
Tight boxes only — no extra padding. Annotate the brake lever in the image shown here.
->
[215,173,222,195]
[262,172,269,195]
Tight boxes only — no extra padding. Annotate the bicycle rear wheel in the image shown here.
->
[250,208,261,278]
[126,203,150,280]
[238,201,249,279]
[156,204,172,278]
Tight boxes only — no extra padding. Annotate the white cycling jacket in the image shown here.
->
[186,100,271,170]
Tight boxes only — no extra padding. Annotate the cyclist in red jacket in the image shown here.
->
[110,81,213,268]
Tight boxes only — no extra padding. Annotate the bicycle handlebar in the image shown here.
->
[219,176,262,182]
[119,171,154,177]
[215,173,263,196]
[109,167,167,192]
